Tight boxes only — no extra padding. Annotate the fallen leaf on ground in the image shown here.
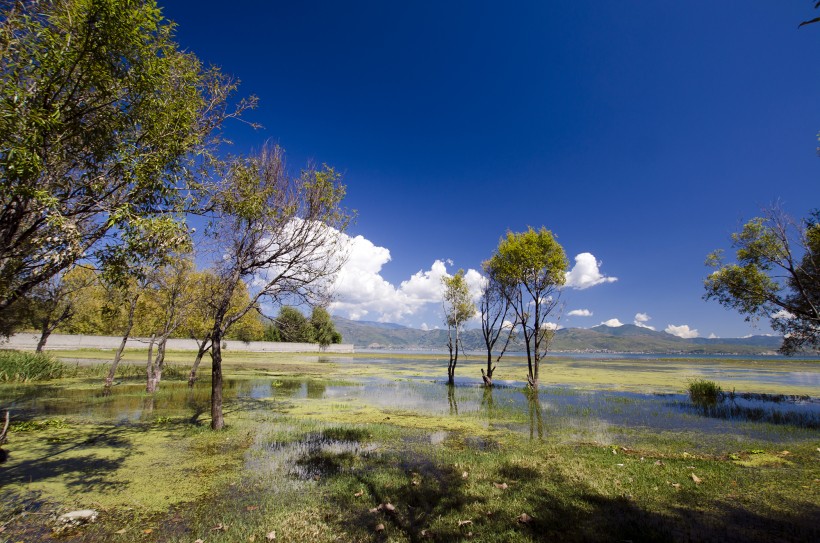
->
[142,529,153,534]
[266,530,276,541]
[671,483,681,489]
[779,450,790,456]
[246,505,259,511]
[458,520,473,527]
[369,507,380,513]
[420,528,431,538]
[383,503,396,513]
[690,473,702,484]
[462,471,469,479]
[517,513,533,524]
[654,460,663,466]
[411,479,420,486]
[114,529,126,534]
[211,523,228,532]
[249,535,256,542]
[195,540,204,543]
[493,482,508,490]
[354,490,363,497]
[374,524,385,533]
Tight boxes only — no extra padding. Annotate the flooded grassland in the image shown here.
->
[0,352,818,542]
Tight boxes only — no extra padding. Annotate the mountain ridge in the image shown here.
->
[333,317,786,355]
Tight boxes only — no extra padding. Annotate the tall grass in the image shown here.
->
[687,378,722,405]
[0,350,73,382]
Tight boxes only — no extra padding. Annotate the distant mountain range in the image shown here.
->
[332,317,786,355]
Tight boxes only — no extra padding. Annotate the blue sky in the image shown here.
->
[164,1,820,338]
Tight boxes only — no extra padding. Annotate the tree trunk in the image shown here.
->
[210,331,224,430]
[145,334,156,393]
[150,337,168,392]
[104,297,137,390]
[447,383,458,415]
[35,324,50,353]
[188,338,211,388]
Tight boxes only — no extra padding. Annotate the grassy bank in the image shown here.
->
[0,353,818,542]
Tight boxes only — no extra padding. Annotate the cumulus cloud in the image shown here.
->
[541,322,562,331]
[329,233,482,324]
[565,253,617,290]
[633,312,655,330]
[600,318,624,327]
[567,309,592,317]
[665,324,699,338]
[771,310,795,320]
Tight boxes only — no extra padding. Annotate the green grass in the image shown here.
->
[688,379,723,405]
[0,350,73,382]
[1,352,818,542]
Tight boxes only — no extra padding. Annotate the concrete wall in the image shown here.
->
[2,333,354,354]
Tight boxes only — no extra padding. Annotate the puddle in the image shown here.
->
[247,429,378,482]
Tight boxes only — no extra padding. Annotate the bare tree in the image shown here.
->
[478,274,516,387]
[204,145,351,429]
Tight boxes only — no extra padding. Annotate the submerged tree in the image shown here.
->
[442,270,476,387]
[205,144,350,430]
[478,273,516,386]
[485,227,567,389]
[705,207,820,354]
[0,0,253,326]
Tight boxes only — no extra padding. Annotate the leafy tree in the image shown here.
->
[0,0,253,325]
[310,306,342,348]
[705,207,820,354]
[478,273,516,386]
[276,306,314,343]
[204,145,350,430]
[484,227,567,389]
[442,270,476,387]
[27,266,95,352]
[185,271,262,387]
[262,322,282,342]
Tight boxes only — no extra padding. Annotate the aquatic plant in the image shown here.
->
[687,379,722,405]
[0,350,71,382]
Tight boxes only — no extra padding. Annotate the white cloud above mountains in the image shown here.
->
[565,253,617,289]
[634,312,655,330]
[599,318,624,327]
[567,309,592,317]
[665,324,699,338]
[328,233,616,325]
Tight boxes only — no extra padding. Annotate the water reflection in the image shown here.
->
[447,385,458,415]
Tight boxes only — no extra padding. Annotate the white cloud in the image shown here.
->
[541,322,562,330]
[565,253,617,290]
[329,233,482,324]
[708,333,718,339]
[600,318,624,327]
[771,310,795,320]
[665,324,699,339]
[633,312,655,330]
[567,309,592,317]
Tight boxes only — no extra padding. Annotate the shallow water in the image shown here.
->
[1,355,817,454]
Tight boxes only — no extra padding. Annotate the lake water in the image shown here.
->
[1,354,817,454]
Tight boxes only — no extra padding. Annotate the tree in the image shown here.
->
[0,0,253,325]
[478,273,516,387]
[442,269,476,387]
[27,266,95,352]
[704,207,820,354]
[310,306,342,348]
[204,144,350,430]
[484,227,567,389]
[276,306,314,343]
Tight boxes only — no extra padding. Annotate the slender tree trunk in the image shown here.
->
[104,297,137,390]
[151,337,168,392]
[188,338,211,388]
[145,334,156,393]
[210,330,225,430]
[447,383,458,415]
